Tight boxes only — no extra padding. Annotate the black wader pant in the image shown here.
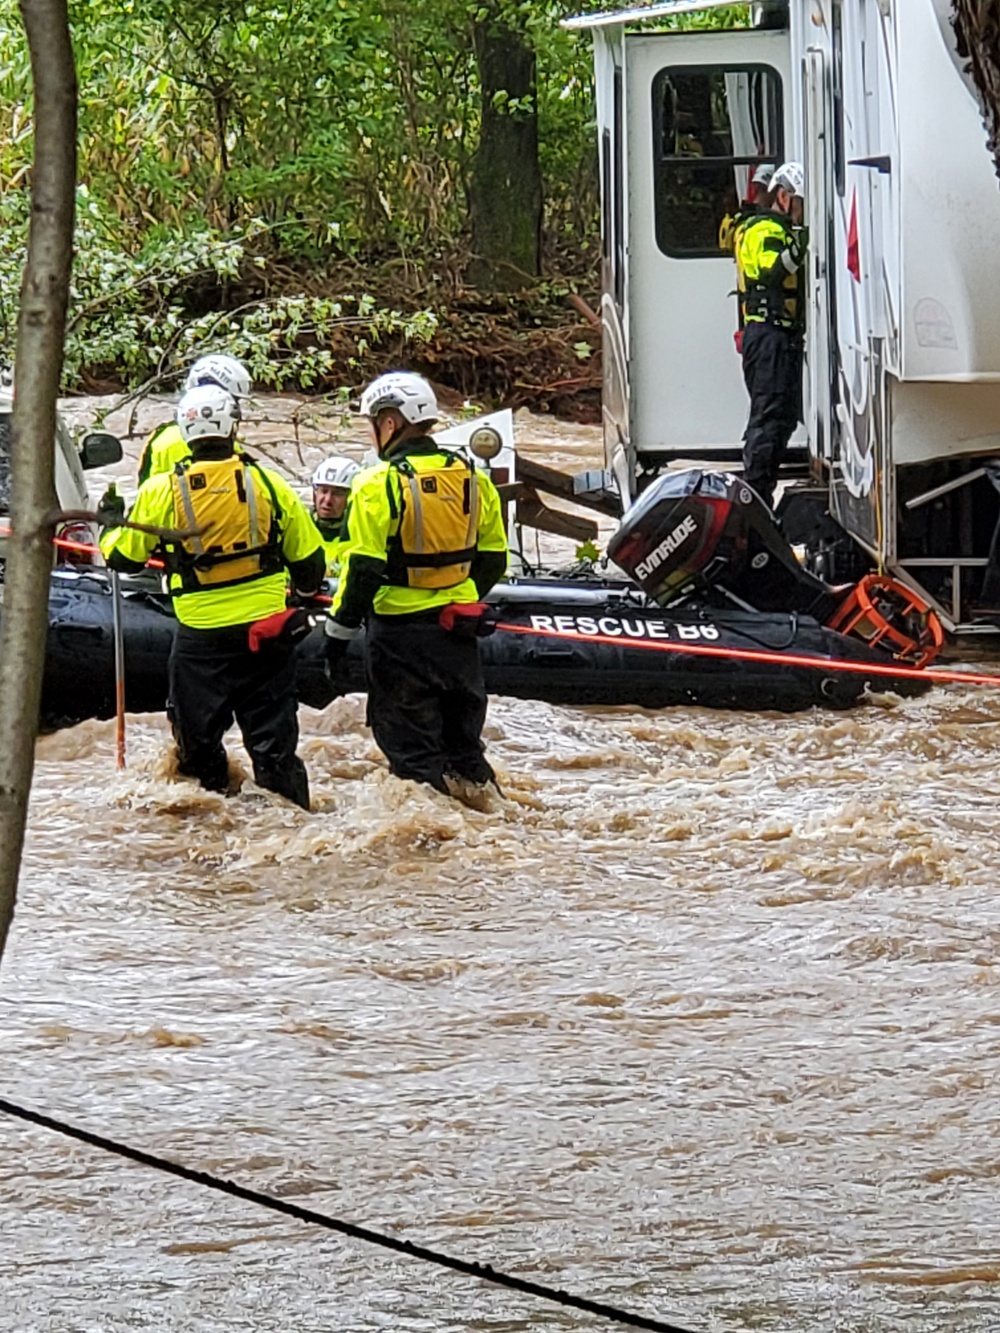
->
[741,320,803,509]
[168,623,309,810]
[365,612,496,793]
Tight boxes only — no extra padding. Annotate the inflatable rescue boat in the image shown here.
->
[34,470,942,731]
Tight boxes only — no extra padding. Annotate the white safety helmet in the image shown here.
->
[176,384,240,444]
[184,353,252,400]
[312,454,361,490]
[751,162,776,188]
[771,161,805,200]
[359,371,438,426]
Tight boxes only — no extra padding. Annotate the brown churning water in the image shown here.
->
[3,402,1000,1329]
[4,680,1000,1332]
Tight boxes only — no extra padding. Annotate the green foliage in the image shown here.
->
[0,0,744,255]
[0,0,744,388]
[0,187,437,391]
[660,5,751,28]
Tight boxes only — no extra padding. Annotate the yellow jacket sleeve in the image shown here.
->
[476,469,507,552]
[264,470,326,566]
[738,215,802,283]
[99,474,174,566]
[329,465,391,623]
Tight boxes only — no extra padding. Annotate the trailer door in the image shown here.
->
[626,29,794,465]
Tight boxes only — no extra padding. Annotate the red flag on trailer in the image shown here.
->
[847,190,861,283]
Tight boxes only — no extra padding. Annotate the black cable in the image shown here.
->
[0,1097,696,1333]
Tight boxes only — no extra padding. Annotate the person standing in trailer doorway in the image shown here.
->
[734,161,808,508]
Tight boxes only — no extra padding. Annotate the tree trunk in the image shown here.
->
[0,0,76,964]
[952,0,1000,179]
[468,5,542,291]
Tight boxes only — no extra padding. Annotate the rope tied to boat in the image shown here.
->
[17,532,1000,692]
[492,621,1000,690]
[0,1096,697,1333]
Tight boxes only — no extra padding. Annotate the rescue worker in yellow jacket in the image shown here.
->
[136,354,252,485]
[734,160,808,508]
[310,454,361,576]
[101,384,325,810]
[718,162,776,255]
[323,372,508,797]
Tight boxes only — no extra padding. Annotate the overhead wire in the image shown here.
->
[0,1096,697,1333]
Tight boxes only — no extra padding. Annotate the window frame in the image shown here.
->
[650,61,785,261]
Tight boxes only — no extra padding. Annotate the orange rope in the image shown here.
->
[493,622,1000,690]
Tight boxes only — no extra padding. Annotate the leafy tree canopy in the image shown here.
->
[0,0,742,391]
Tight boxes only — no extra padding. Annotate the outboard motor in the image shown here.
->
[607,469,944,667]
[607,470,840,619]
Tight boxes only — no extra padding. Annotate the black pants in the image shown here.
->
[365,613,495,793]
[741,321,803,508]
[167,623,309,810]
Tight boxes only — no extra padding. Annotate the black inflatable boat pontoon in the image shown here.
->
[36,568,926,732]
[31,468,941,730]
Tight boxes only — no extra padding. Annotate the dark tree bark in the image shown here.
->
[952,0,1000,179]
[468,3,543,291]
[0,0,76,964]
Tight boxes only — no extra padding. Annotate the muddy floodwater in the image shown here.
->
[3,402,1000,1331]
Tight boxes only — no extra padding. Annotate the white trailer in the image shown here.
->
[565,0,1000,628]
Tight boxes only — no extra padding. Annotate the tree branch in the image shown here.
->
[0,0,77,963]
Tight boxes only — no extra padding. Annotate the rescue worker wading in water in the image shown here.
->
[323,372,508,798]
[101,385,325,809]
[310,454,361,576]
[734,160,808,508]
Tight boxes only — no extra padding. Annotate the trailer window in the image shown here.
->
[652,64,784,258]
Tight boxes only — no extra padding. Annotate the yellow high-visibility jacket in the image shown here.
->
[137,423,190,486]
[101,451,324,629]
[735,212,805,330]
[311,513,349,579]
[330,441,507,625]
[137,422,246,485]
